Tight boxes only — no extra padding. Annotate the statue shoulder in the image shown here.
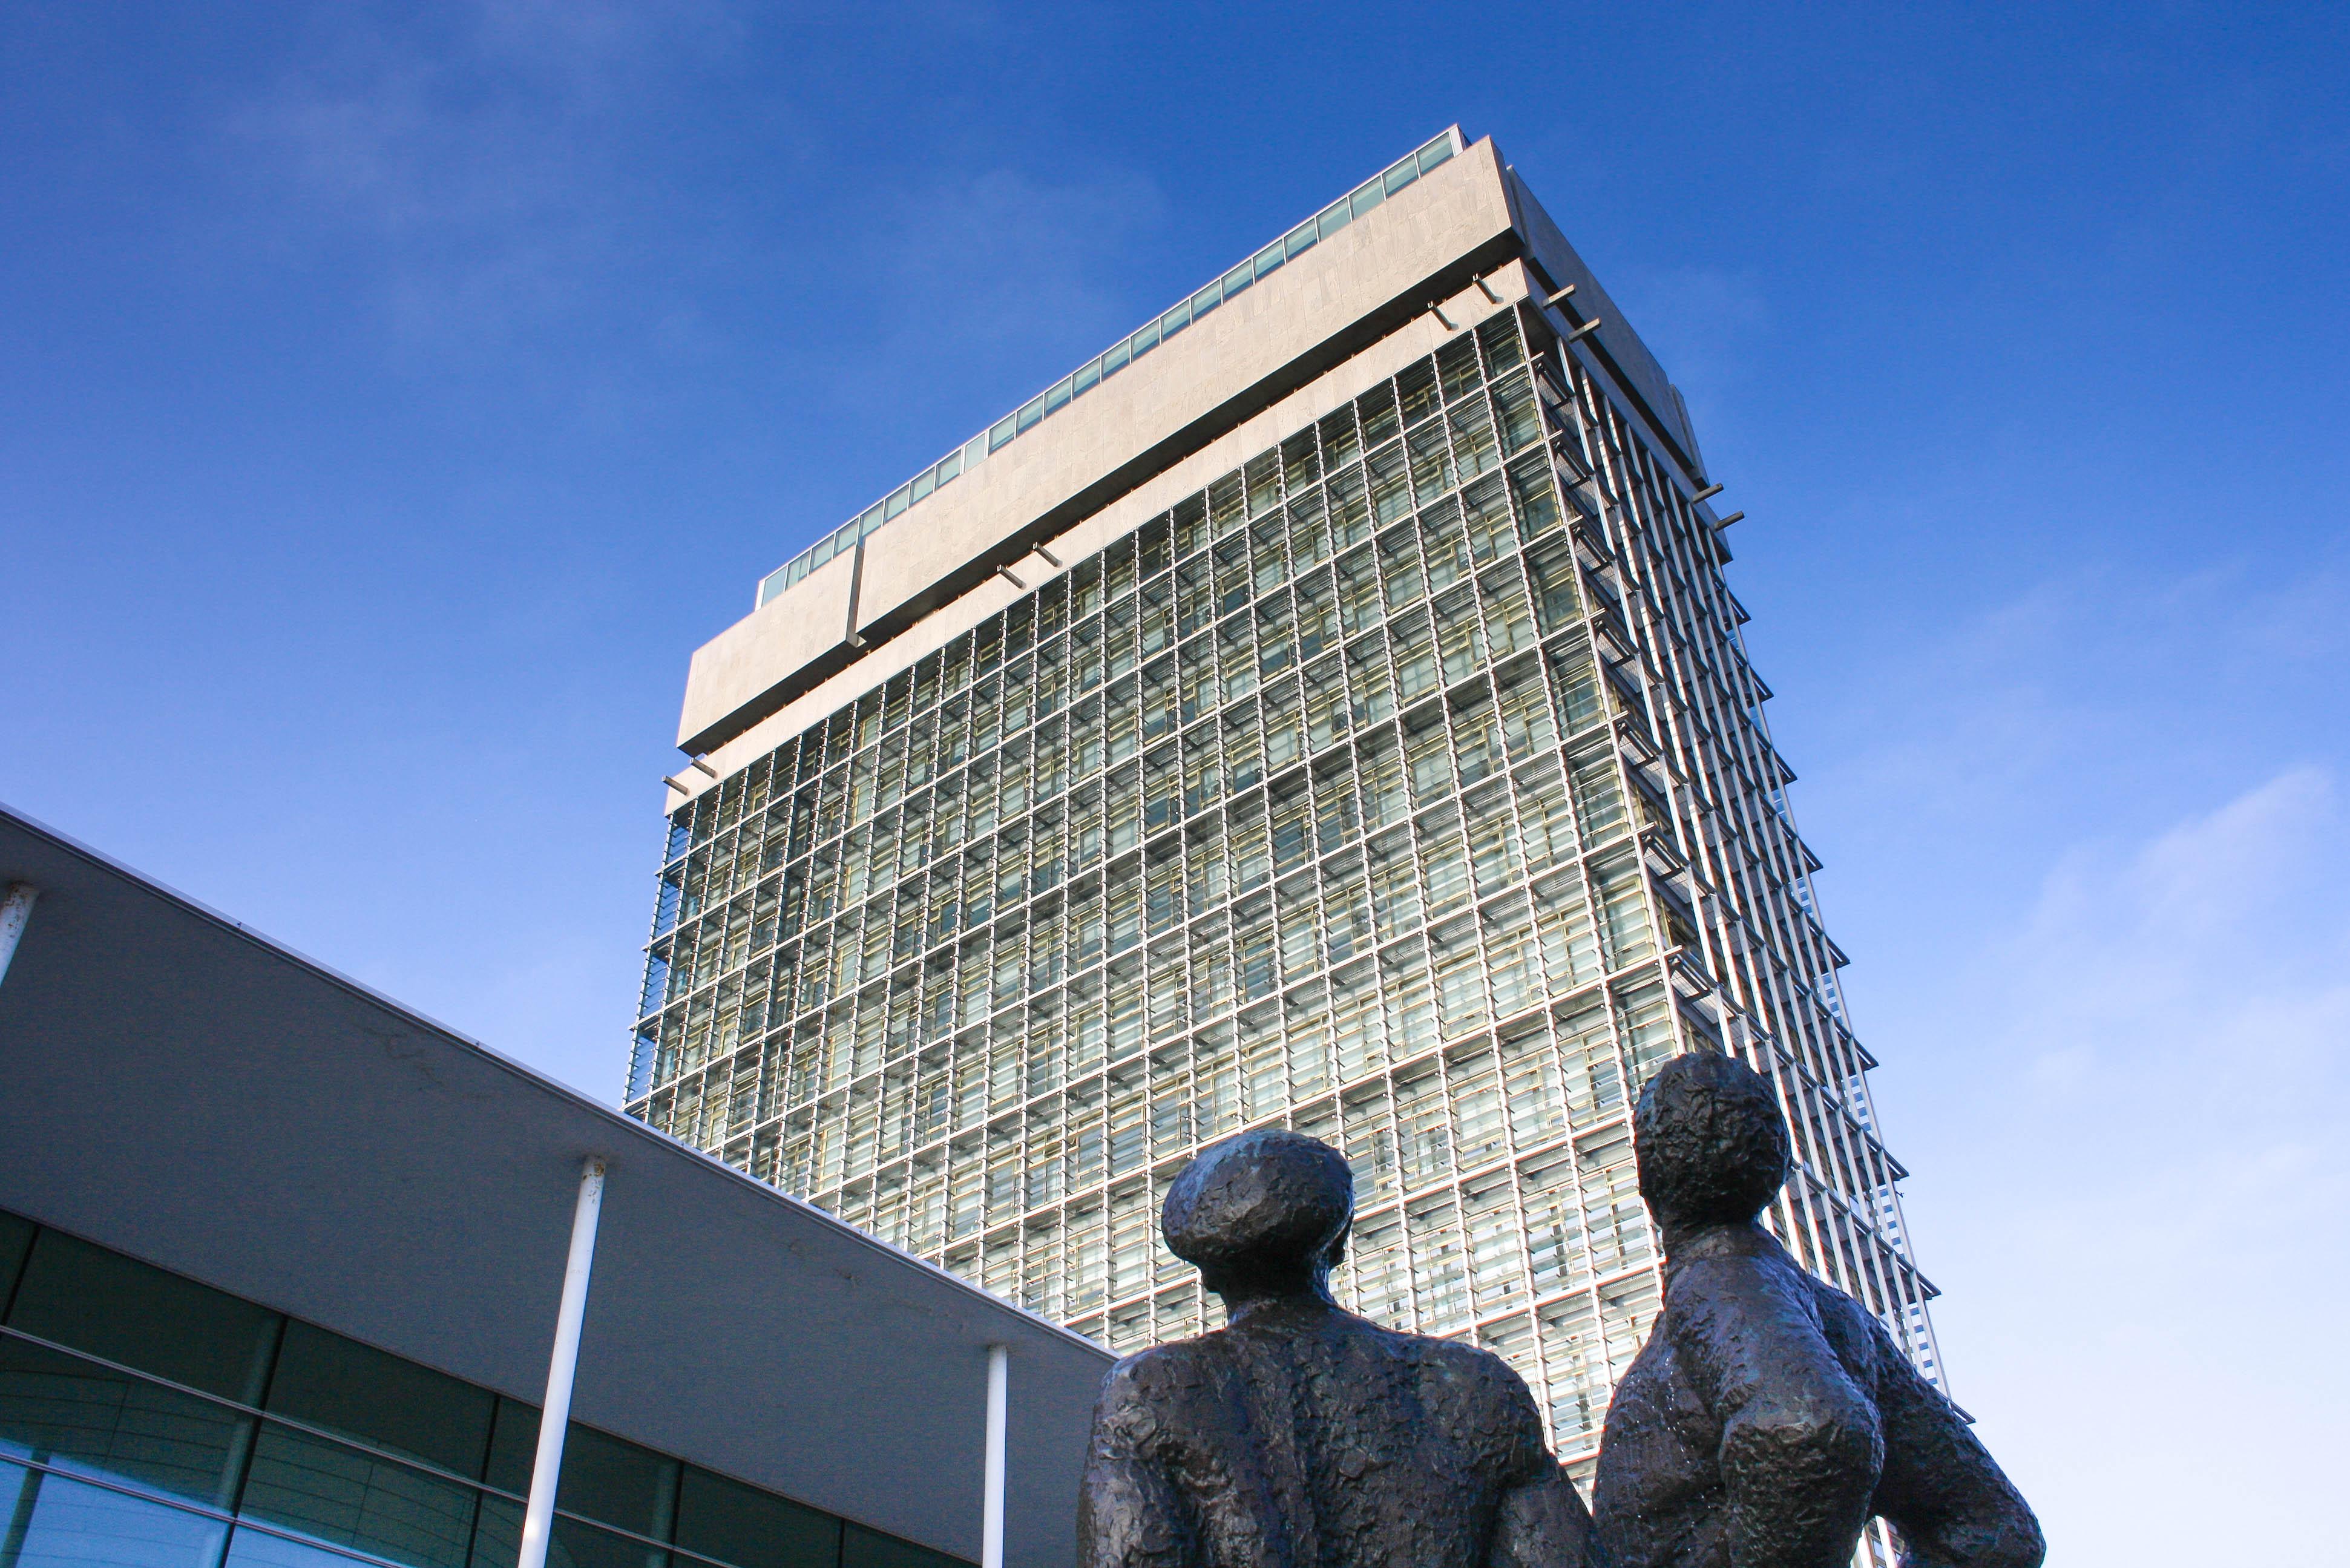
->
[1804,1272,1897,1385]
[1392,1331,1553,1472]
[1393,1330,1545,1419]
[1409,1330,1518,1379]
[1100,1334,1233,1407]
[1091,1336,1237,1459]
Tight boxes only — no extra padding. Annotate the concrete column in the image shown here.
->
[981,1344,1008,1568]
[519,1156,607,1568]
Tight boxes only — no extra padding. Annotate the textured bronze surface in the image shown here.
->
[1593,1053,2044,1568]
[1077,1128,1600,1567]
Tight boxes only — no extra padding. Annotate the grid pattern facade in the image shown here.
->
[627,306,1943,1486]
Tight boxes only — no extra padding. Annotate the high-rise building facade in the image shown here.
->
[626,130,1945,1505]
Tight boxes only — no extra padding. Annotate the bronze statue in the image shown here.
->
[1077,1127,1601,1568]
[1593,1052,2044,1568]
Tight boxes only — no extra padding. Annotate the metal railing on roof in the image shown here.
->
[755,127,1466,608]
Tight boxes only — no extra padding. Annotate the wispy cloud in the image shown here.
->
[220,1,746,366]
[1994,762,2345,1081]
[865,163,1167,384]
[895,165,1166,344]
[1804,554,2350,831]
[1776,543,2350,1562]
[796,159,1168,460]
[1873,764,2350,1561]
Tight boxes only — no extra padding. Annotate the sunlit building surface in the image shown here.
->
[628,129,1945,1515]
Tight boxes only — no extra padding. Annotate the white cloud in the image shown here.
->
[1773,543,2350,1560]
[875,163,1168,365]
[1880,766,2350,1563]
[2002,763,2337,1020]
[789,159,1168,465]
[219,1,746,364]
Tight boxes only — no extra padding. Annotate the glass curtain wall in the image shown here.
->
[0,1212,960,1568]
[627,306,1940,1486]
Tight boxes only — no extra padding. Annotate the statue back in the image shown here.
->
[1080,1302,1568,1568]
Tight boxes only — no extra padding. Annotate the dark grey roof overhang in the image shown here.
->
[0,804,1113,1568]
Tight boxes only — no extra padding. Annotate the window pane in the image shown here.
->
[549,1517,668,1568]
[478,1400,537,1495]
[7,1232,278,1403]
[266,1323,493,1479]
[0,1337,245,1509]
[2,1460,230,1568]
[0,1215,32,1306]
[674,1466,841,1568]
[470,1493,523,1568]
[553,1428,676,1539]
[467,1483,674,1568]
[841,1522,967,1568]
[240,1424,478,1568]
[230,1524,409,1568]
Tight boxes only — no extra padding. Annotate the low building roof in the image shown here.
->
[0,803,1114,1568]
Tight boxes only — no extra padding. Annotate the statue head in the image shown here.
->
[1633,1052,1791,1235]
[1163,1129,1354,1308]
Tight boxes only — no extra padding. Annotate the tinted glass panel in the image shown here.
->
[266,1323,493,1478]
[555,1516,668,1568]
[483,1405,680,1543]
[0,1337,246,1509]
[552,1427,675,1539]
[674,1468,839,1568]
[0,1458,231,1568]
[842,1523,961,1568]
[479,1399,539,1495]
[240,1424,479,1568]
[464,1498,671,1568]
[467,1494,523,1568]
[7,1232,277,1402]
[227,1523,398,1568]
[0,1213,33,1306]
[0,1214,947,1568]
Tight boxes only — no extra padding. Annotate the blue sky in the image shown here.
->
[3,2,2343,1557]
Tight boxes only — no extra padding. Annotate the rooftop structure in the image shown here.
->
[753,131,1469,611]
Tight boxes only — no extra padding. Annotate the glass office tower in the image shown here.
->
[624,134,1944,1503]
